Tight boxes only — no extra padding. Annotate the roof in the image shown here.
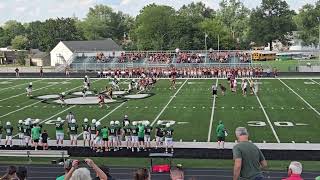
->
[32,52,49,59]
[61,39,123,52]
[276,52,302,56]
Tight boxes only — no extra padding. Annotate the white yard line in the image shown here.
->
[0,79,43,92]
[254,91,281,143]
[279,79,320,116]
[151,79,188,126]
[77,101,126,137]
[310,79,320,86]
[0,101,42,119]
[0,80,70,102]
[207,79,218,142]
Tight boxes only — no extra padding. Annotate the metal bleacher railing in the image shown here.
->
[67,50,255,72]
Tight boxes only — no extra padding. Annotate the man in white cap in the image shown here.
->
[233,127,267,180]
[282,161,303,180]
[26,82,33,97]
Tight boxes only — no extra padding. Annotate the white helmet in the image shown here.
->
[92,119,96,124]
[6,122,11,126]
[157,120,162,125]
[57,117,62,121]
[144,121,150,126]
[29,82,32,85]
[84,118,88,123]
[96,121,101,126]
[166,123,171,128]
[132,121,137,126]
[71,119,76,123]
[35,118,40,123]
[27,118,31,122]
[18,120,23,124]
[85,75,88,78]
[125,121,129,126]
[115,121,120,125]
[62,92,65,95]
[110,121,115,125]
[24,121,29,125]
[124,115,128,118]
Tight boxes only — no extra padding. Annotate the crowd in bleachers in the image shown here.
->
[118,52,146,63]
[236,52,251,63]
[147,52,173,64]
[98,66,269,78]
[96,52,113,63]
[208,52,230,63]
[176,52,203,63]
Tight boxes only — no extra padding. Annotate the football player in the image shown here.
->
[131,121,139,152]
[82,118,90,147]
[68,119,78,146]
[115,121,122,150]
[249,79,254,95]
[123,121,132,149]
[26,82,32,97]
[98,93,105,108]
[241,79,247,96]
[219,84,226,96]
[84,75,90,89]
[31,123,41,150]
[122,115,130,127]
[155,121,165,149]
[101,125,109,152]
[59,92,66,107]
[164,123,174,154]
[95,121,103,152]
[108,121,117,151]
[55,117,64,148]
[112,77,120,90]
[90,119,97,148]
[128,79,136,93]
[144,121,153,151]
[4,122,13,148]
[23,119,32,147]
[105,86,113,100]
[169,76,176,90]
[212,83,218,97]
[137,122,145,152]
[17,120,24,145]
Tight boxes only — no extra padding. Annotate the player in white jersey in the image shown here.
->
[112,77,120,90]
[26,82,33,96]
[241,79,248,96]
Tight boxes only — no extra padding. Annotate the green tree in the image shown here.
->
[294,2,320,46]
[132,4,176,50]
[11,35,28,49]
[16,51,27,65]
[248,0,296,50]
[217,0,251,49]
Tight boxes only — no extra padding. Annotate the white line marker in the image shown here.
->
[151,79,188,126]
[306,141,310,143]
[279,79,320,116]
[310,79,320,86]
[292,141,295,144]
[207,79,218,142]
[0,79,43,92]
[0,101,42,119]
[254,89,281,143]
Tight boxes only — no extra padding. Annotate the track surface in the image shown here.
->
[0,164,318,180]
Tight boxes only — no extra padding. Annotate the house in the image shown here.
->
[50,39,124,66]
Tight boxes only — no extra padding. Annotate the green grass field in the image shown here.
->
[0,78,320,143]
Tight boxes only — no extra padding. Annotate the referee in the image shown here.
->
[212,82,217,97]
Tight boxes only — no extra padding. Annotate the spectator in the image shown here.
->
[64,159,108,180]
[56,159,74,180]
[282,161,303,180]
[40,66,43,77]
[16,166,27,180]
[133,168,150,180]
[1,165,18,180]
[15,68,19,78]
[41,130,49,150]
[316,176,320,180]
[216,120,226,149]
[170,166,184,180]
[94,166,115,180]
[233,127,267,180]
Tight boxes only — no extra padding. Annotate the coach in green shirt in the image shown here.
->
[233,127,267,180]
[216,120,226,149]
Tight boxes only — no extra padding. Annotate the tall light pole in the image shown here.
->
[205,33,208,63]
[317,17,320,61]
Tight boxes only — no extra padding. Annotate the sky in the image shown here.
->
[0,0,317,25]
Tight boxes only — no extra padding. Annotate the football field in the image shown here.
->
[0,78,319,144]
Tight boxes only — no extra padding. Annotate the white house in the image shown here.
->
[50,39,124,66]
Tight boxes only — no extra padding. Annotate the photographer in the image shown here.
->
[63,159,108,180]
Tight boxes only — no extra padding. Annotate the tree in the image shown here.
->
[248,0,296,50]
[294,2,320,46]
[16,51,27,65]
[216,0,251,49]
[11,35,28,49]
[132,4,176,50]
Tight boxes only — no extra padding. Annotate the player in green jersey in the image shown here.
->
[31,124,41,150]
[108,121,117,151]
[123,121,132,149]
[144,121,153,151]
[4,122,13,148]
[68,119,78,146]
[82,118,90,147]
[131,121,139,152]
[55,117,64,148]
[101,126,109,151]
[17,120,24,145]
[164,123,174,154]
[137,122,145,152]
[216,120,226,149]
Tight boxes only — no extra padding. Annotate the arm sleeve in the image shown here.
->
[258,148,265,161]
[233,146,242,160]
